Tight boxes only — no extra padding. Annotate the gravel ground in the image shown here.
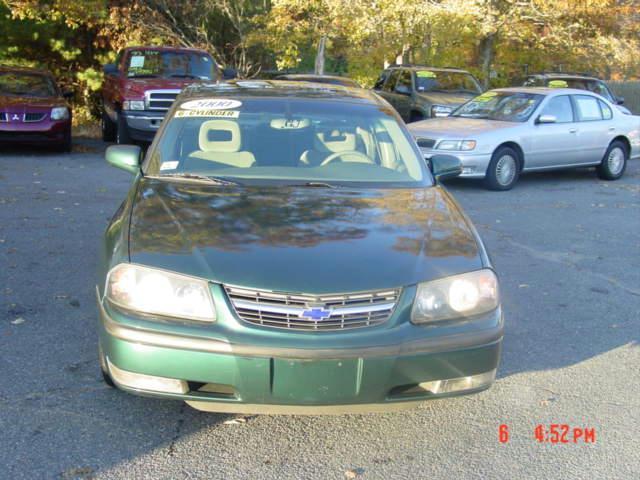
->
[1,139,638,480]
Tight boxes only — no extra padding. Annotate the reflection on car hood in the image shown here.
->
[408,116,518,139]
[0,93,65,110]
[416,92,476,106]
[128,179,484,293]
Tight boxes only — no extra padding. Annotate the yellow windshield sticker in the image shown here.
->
[548,80,568,88]
[417,71,437,78]
[174,110,240,118]
[474,91,498,103]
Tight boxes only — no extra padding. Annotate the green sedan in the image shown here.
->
[97,80,503,414]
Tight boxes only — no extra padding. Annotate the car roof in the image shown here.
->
[277,74,353,81]
[386,65,472,74]
[0,65,53,76]
[179,80,385,106]
[123,45,211,55]
[495,86,604,97]
[528,73,600,81]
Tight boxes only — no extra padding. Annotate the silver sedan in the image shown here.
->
[408,87,640,190]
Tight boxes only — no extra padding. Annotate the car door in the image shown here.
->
[392,69,413,121]
[528,94,582,168]
[376,69,400,108]
[571,94,610,164]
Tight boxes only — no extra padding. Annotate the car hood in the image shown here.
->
[0,94,65,111]
[408,117,518,139]
[128,179,484,294]
[123,77,208,97]
[416,91,476,106]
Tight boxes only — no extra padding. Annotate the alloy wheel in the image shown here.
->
[495,154,517,186]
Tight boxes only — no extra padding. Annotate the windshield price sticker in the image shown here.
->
[160,161,179,171]
[180,99,242,110]
[129,56,145,68]
[475,91,498,103]
[417,71,437,78]
[548,80,569,88]
[175,110,239,118]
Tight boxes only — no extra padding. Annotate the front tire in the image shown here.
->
[484,146,520,191]
[56,128,72,153]
[99,344,115,388]
[116,113,131,145]
[596,140,627,180]
[409,111,424,123]
[101,110,116,142]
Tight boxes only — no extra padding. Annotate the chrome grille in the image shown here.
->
[24,112,46,122]
[225,286,401,331]
[145,89,181,111]
[0,113,6,122]
[416,138,436,149]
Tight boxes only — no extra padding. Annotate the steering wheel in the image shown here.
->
[319,150,371,166]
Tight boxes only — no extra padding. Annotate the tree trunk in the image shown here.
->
[479,34,495,90]
[315,35,326,75]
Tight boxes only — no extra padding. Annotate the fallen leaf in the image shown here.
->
[224,416,249,425]
[11,317,25,325]
[345,468,365,479]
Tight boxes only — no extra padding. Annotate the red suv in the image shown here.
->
[101,46,230,143]
[0,66,73,151]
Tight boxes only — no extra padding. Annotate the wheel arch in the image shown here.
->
[610,135,630,155]
[493,141,525,171]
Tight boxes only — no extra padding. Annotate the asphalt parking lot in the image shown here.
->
[1,139,638,480]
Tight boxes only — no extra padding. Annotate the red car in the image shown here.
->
[102,46,234,144]
[0,66,72,152]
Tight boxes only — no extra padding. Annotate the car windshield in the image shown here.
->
[452,91,543,122]
[0,72,57,97]
[126,50,215,80]
[414,71,481,94]
[145,96,430,188]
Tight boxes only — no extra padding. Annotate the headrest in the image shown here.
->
[199,120,241,153]
[315,129,356,153]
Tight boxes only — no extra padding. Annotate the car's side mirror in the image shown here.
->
[616,96,625,105]
[430,154,462,181]
[395,84,411,95]
[106,145,142,174]
[103,63,118,75]
[536,114,557,124]
[222,67,237,80]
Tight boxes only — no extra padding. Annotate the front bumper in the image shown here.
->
[422,149,492,178]
[98,287,503,414]
[0,119,70,143]
[121,110,166,142]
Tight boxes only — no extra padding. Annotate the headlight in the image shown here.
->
[436,140,477,151]
[106,264,216,322]
[51,107,69,120]
[411,269,499,324]
[123,100,145,110]
[431,105,454,117]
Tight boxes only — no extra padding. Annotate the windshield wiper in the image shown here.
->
[169,74,198,79]
[147,173,240,185]
[290,181,338,189]
[128,74,159,79]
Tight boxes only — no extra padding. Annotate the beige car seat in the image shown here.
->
[299,129,374,166]
[189,120,255,168]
